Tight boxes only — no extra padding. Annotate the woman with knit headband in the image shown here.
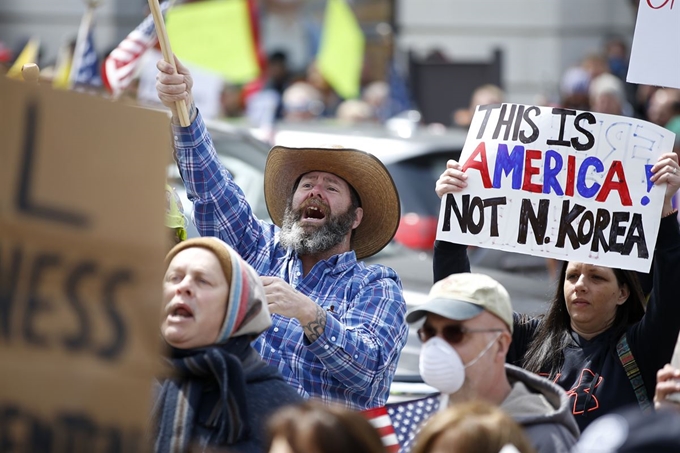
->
[153,237,302,453]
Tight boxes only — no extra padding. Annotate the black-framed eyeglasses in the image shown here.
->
[417,325,504,345]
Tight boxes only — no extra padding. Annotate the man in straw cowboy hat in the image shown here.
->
[155,56,408,410]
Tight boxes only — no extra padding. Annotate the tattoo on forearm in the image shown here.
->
[303,305,327,343]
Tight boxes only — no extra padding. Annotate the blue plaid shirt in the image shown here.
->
[172,112,408,410]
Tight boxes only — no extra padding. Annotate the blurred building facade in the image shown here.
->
[0,0,636,106]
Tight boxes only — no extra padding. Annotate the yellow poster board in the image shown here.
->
[317,0,365,100]
[166,0,260,84]
[0,76,169,449]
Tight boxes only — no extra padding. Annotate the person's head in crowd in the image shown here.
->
[572,404,680,452]
[453,84,505,128]
[605,37,629,80]
[336,99,375,123]
[165,184,187,248]
[589,73,626,115]
[647,88,680,127]
[406,273,513,403]
[665,114,680,156]
[560,66,591,111]
[411,401,536,453]
[266,400,386,453]
[161,237,271,349]
[522,262,645,377]
[424,49,448,63]
[363,81,389,112]
[266,141,399,260]
[267,50,290,90]
[581,53,609,80]
[306,60,331,93]
[282,81,324,120]
[221,83,245,118]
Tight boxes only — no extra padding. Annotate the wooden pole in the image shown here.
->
[147,0,191,126]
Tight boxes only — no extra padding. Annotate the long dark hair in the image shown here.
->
[523,261,646,378]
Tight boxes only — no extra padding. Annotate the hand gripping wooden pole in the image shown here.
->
[147,0,191,126]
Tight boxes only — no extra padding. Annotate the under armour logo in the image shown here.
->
[567,368,602,415]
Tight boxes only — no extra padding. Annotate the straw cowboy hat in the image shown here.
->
[264,146,400,259]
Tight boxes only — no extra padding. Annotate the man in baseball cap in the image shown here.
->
[407,273,579,453]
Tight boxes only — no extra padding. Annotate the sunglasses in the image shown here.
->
[417,324,504,345]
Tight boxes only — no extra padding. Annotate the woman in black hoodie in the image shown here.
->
[433,152,680,431]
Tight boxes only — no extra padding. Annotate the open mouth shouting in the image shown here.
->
[299,201,328,225]
[166,301,194,323]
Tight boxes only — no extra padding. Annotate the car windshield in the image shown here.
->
[387,150,455,216]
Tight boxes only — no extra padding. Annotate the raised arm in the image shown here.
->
[629,153,680,396]
[433,159,471,282]
[156,56,275,263]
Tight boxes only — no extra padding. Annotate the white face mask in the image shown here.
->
[419,334,500,395]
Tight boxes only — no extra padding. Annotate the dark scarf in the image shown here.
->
[153,336,265,453]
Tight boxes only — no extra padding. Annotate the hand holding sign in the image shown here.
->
[650,152,680,215]
[435,160,468,198]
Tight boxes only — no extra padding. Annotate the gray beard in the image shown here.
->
[279,204,356,255]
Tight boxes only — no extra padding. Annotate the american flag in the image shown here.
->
[387,395,440,453]
[363,395,440,453]
[362,406,400,453]
[101,1,172,97]
[71,29,102,88]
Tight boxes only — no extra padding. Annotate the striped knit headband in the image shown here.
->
[164,237,272,342]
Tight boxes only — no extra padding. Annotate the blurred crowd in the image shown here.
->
[2,29,679,137]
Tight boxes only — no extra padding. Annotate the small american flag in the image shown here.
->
[362,395,440,453]
[387,395,440,453]
[101,1,172,97]
[71,29,102,88]
[362,406,400,453]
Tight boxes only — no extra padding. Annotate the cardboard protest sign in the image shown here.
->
[0,76,169,450]
[628,0,680,89]
[436,103,676,273]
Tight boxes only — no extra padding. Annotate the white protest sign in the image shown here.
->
[628,0,680,89]
[436,103,676,273]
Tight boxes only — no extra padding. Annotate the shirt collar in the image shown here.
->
[287,249,358,275]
